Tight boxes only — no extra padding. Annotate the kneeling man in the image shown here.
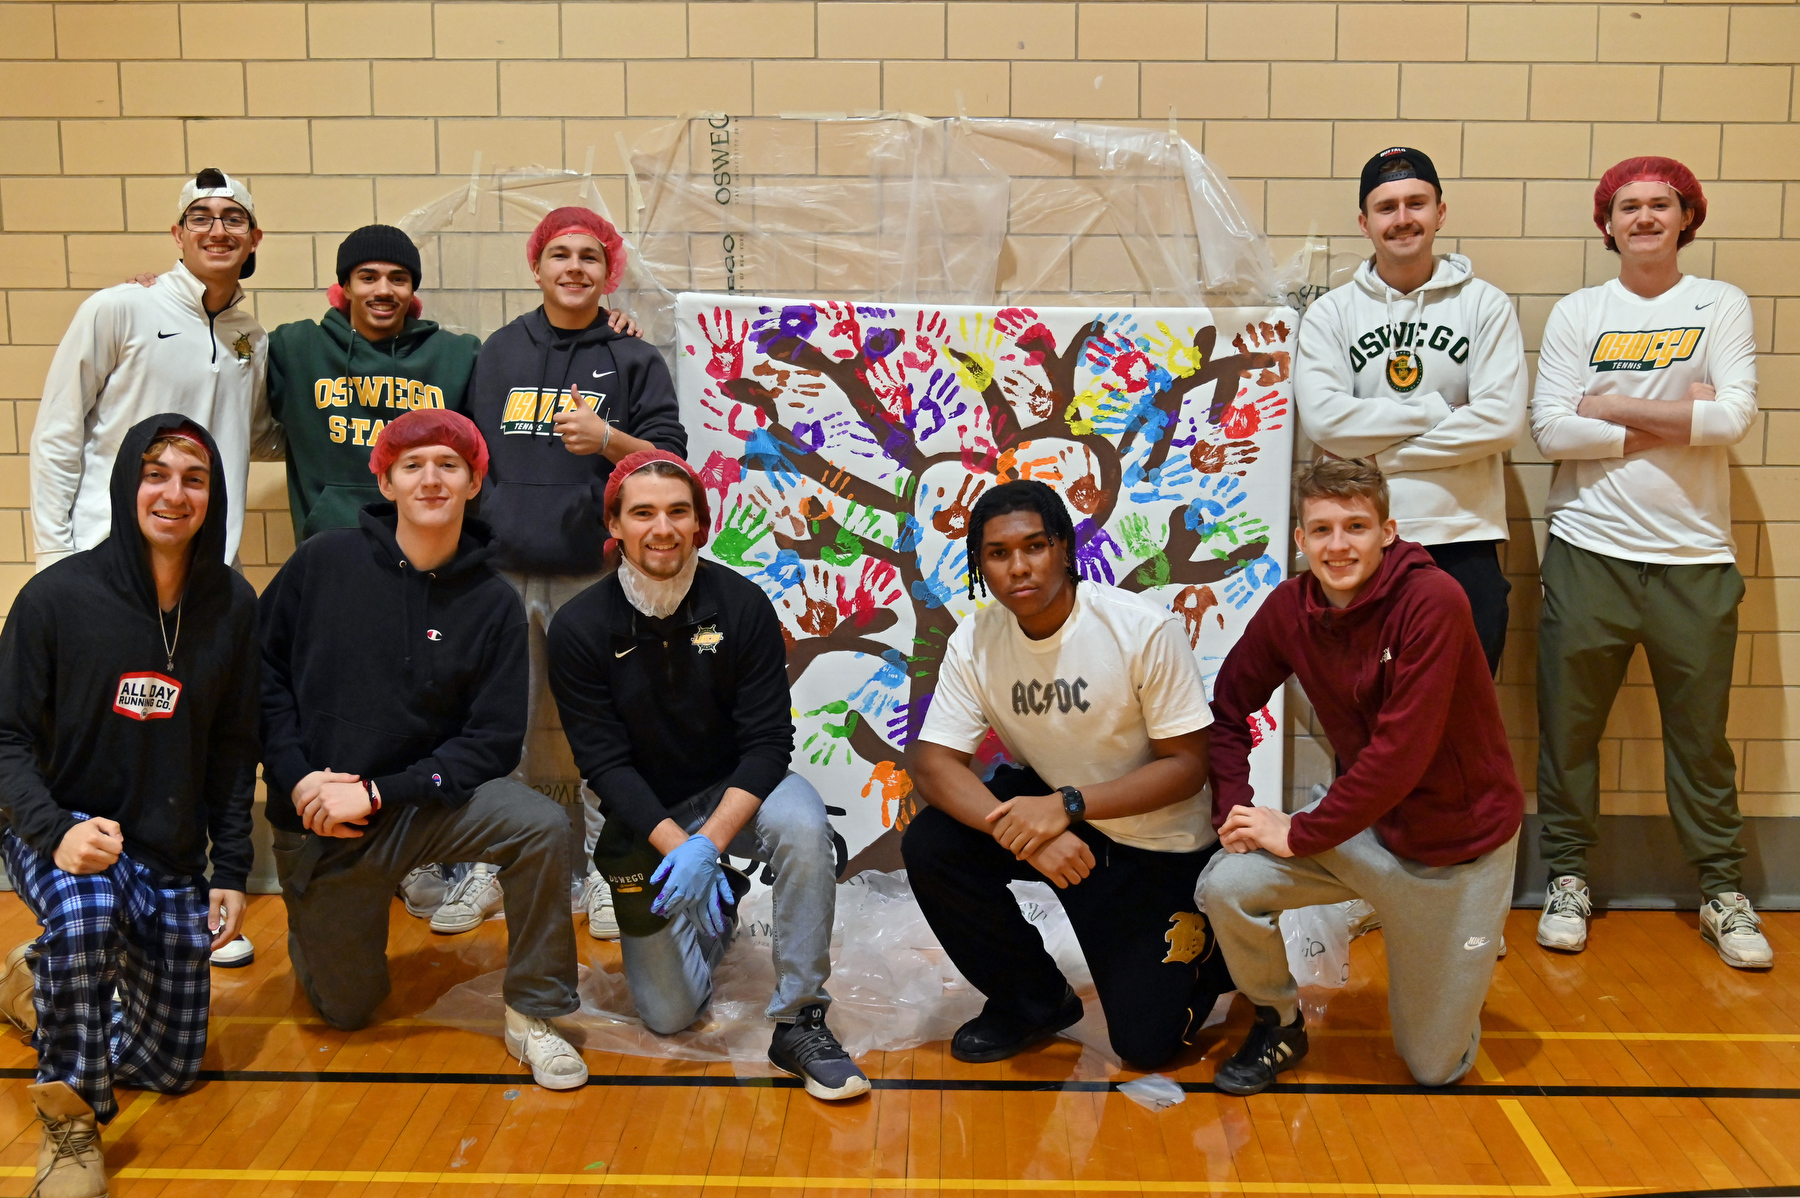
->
[904,480,1232,1072]
[259,409,586,1090]
[548,450,868,1101]
[0,416,259,1197]
[1205,458,1522,1094]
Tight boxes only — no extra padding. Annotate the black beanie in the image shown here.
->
[336,225,423,288]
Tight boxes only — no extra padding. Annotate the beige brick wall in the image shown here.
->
[2,0,1798,818]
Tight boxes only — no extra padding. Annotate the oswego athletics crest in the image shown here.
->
[1386,350,1423,393]
[113,672,181,721]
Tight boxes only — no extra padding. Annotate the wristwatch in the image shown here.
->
[1058,785,1086,822]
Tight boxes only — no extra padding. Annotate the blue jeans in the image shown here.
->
[621,773,835,1032]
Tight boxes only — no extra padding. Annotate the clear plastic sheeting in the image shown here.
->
[419,871,1122,1075]
[396,167,657,341]
[616,115,1276,348]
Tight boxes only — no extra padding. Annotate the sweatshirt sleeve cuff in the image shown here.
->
[208,872,249,893]
[1286,813,1335,858]
[373,771,430,808]
[723,757,786,803]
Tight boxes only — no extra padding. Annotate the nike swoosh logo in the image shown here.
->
[593,370,614,378]
[614,646,636,658]
[1696,301,1716,310]
[157,331,179,339]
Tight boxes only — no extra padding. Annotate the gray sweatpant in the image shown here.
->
[272,777,580,1031]
[500,570,610,883]
[1202,826,1518,1087]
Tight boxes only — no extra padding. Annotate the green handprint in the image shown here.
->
[819,526,864,568]
[1121,512,1171,588]
[713,501,771,567]
[802,700,860,766]
[1202,512,1271,556]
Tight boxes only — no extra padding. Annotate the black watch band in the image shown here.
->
[1058,785,1086,822]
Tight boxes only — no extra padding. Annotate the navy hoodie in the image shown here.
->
[0,413,260,889]
[468,307,686,575]
[257,504,527,831]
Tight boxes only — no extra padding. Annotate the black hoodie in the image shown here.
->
[0,413,260,890]
[257,504,527,831]
[469,307,686,575]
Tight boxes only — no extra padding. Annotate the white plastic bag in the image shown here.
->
[1117,1073,1186,1111]
[1280,902,1351,989]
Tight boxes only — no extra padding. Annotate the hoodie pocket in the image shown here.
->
[304,709,436,781]
[480,480,606,573]
[304,484,385,540]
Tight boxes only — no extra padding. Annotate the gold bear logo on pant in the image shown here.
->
[1163,911,1214,964]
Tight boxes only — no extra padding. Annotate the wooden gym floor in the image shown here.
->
[0,894,1794,1197]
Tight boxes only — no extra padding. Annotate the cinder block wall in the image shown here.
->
[1,0,1797,822]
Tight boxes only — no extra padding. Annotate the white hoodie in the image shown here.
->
[1295,254,1527,545]
[31,261,275,570]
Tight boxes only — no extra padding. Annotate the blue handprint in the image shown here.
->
[1223,553,1283,608]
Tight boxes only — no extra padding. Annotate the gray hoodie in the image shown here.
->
[1294,253,1527,545]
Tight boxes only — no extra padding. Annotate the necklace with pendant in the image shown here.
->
[159,601,181,673]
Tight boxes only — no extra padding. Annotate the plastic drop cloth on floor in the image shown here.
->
[419,870,1126,1075]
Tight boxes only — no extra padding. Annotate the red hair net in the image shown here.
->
[368,409,490,483]
[526,207,627,295]
[1594,157,1706,250]
[602,449,711,558]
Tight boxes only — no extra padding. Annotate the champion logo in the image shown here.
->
[431,773,443,787]
[1380,647,1393,663]
[426,629,443,641]
[113,671,181,721]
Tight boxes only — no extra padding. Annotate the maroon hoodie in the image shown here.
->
[1210,538,1522,865]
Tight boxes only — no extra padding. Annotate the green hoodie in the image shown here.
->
[267,306,482,542]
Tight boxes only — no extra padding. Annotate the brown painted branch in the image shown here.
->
[785,612,900,688]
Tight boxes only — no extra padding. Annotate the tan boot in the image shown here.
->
[27,1082,107,1198]
[0,940,37,1034]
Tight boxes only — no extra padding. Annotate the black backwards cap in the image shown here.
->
[1359,147,1441,206]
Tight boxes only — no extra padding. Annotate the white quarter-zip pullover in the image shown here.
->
[32,260,276,569]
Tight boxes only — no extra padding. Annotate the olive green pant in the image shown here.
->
[1535,536,1746,898]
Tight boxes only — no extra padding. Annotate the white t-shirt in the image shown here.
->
[919,582,1216,853]
[1530,275,1757,565]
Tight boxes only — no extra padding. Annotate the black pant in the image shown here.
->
[1426,540,1510,676]
[901,766,1233,1071]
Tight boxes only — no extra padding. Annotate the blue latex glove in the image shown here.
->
[649,834,734,937]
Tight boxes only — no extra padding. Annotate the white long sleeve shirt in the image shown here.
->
[1531,275,1757,565]
[1295,254,1528,545]
[31,261,273,569]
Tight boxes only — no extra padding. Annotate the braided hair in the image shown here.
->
[965,479,1082,599]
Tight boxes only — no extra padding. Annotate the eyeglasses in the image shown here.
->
[182,209,251,234]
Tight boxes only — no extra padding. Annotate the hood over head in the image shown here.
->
[104,412,234,611]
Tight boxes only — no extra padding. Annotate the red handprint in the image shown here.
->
[697,451,742,530]
[1221,389,1287,440]
[903,310,949,372]
[837,559,901,627]
[698,308,748,382]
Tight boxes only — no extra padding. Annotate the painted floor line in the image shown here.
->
[0,1164,1651,1194]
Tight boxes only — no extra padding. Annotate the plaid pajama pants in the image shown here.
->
[2,829,211,1123]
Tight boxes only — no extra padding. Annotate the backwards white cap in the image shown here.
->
[176,168,255,221]
[176,168,257,278]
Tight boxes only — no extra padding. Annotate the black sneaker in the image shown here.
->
[1212,1005,1307,1096]
[950,985,1085,1064]
[769,1005,871,1101]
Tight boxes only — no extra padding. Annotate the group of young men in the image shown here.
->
[0,145,1770,1196]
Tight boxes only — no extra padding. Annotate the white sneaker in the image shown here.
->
[1537,876,1591,952]
[431,863,502,934]
[581,869,619,940]
[398,864,456,919]
[504,1006,589,1091]
[209,934,254,968]
[1700,892,1774,970]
